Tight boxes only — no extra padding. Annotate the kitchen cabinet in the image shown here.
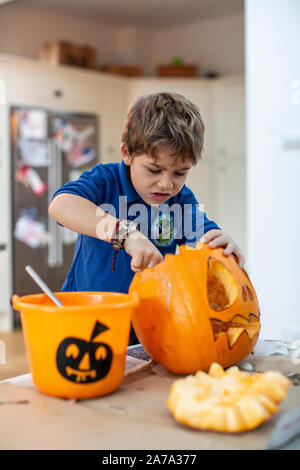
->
[212,77,245,161]
[211,77,246,254]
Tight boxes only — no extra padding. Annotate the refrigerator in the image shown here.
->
[10,106,99,327]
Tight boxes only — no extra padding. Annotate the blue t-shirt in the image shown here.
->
[52,160,220,293]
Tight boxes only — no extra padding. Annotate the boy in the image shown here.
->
[49,92,244,344]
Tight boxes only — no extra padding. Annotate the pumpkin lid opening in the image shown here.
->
[207,258,238,310]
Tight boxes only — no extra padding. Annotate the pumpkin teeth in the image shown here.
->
[226,327,245,347]
[210,313,260,347]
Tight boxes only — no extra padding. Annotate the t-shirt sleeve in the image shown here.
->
[52,164,108,207]
[177,187,221,246]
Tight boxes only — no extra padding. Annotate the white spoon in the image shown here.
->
[25,265,63,308]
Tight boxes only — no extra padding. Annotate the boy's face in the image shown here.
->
[121,144,192,205]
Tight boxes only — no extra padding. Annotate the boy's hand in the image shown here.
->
[200,229,245,269]
[124,231,163,272]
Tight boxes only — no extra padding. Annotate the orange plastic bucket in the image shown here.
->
[12,291,139,399]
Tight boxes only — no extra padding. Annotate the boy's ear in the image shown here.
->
[121,143,131,165]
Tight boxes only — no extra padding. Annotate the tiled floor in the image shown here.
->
[0,329,29,381]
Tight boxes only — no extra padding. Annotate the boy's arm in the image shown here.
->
[49,193,117,241]
[48,193,163,271]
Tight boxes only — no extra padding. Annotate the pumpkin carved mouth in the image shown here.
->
[210,313,260,348]
[207,258,260,347]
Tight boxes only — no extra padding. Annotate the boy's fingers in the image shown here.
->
[238,254,245,269]
[200,229,222,244]
[209,234,229,248]
[131,253,144,271]
[223,241,235,255]
[147,254,163,269]
[131,251,161,271]
[224,246,245,269]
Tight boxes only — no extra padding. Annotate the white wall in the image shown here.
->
[0,3,117,65]
[0,2,244,76]
[149,13,244,77]
[246,0,300,340]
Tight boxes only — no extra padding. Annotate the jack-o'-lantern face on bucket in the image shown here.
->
[129,243,261,374]
[56,321,113,383]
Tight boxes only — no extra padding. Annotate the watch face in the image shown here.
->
[120,221,136,236]
[127,222,137,233]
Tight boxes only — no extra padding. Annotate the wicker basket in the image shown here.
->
[157,65,197,77]
[39,41,96,69]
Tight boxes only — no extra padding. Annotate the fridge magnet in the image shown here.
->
[14,210,47,248]
[15,165,47,196]
[18,139,49,167]
[52,119,96,154]
[66,141,95,168]
[52,119,75,153]
[76,124,95,142]
[18,109,47,140]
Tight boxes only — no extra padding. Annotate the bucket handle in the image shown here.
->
[11,295,20,310]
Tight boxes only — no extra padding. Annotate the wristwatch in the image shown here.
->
[110,220,138,272]
[110,220,138,251]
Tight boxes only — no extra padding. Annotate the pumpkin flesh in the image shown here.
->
[167,363,290,433]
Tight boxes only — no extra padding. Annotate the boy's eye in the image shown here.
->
[148,168,186,177]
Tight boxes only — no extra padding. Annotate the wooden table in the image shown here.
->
[1,342,300,450]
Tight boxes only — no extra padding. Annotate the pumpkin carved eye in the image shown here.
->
[242,285,254,302]
[207,258,238,310]
[246,285,254,301]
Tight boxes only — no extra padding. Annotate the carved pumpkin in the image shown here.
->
[167,363,290,433]
[129,242,261,374]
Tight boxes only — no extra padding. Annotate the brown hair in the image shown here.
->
[122,92,205,164]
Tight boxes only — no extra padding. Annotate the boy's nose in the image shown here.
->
[158,176,173,191]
